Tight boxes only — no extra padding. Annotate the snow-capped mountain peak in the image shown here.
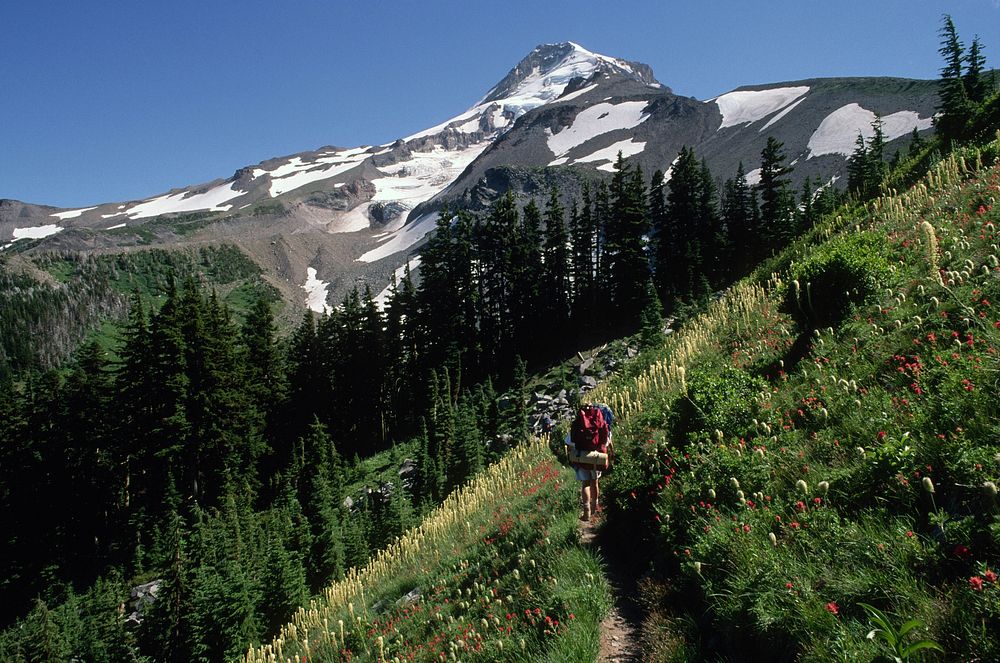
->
[478,41,660,110]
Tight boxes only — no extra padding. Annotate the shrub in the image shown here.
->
[788,232,891,327]
[680,364,766,440]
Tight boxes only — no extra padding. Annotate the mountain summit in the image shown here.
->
[478,42,662,108]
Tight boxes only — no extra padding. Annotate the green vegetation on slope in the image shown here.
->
[245,439,611,662]
[0,245,278,375]
[592,139,1000,661]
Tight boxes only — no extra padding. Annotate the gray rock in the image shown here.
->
[578,358,595,375]
[579,375,598,390]
[398,586,422,606]
[125,579,162,628]
[399,458,416,478]
[343,495,354,509]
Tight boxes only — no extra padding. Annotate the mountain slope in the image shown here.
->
[2,43,939,315]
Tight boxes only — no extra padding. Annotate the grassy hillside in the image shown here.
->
[592,136,1000,661]
[245,438,610,662]
[259,133,1000,662]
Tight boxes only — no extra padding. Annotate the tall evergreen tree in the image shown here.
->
[241,293,287,457]
[661,147,701,303]
[964,35,989,105]
[936,14,972,143]
[541,186,572,351]
[721,162,755,276]
[570,182,600,336]
[512,199,544,361]
[605,153,651,330]
[758,136,795,247]
[476,193,519,375]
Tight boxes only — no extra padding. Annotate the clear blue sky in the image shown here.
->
[2,0,998,208]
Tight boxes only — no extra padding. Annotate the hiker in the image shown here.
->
[566,402,613,521]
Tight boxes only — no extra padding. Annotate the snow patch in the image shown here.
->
[405,107,482,141]
[558,83,599,103]
[457,116,481,133]
[12,224,63,241]
[50,206,97,220]
[330,203,375,234]
[571,138,647,168]
[662,154,682,183]
[125,182,245,219]
[357,212,439,263]
[265,151,369,197]
[745,168,762,186]
[302,267,331,314]
[372,143,488,206]
[807,103,933,158]
[547,101,651,157]
[714,86,809,129]
[106,223,127,230]
[760,96,807,132]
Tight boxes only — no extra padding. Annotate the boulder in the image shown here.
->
[125,579,162,628]
[398,586,422,606]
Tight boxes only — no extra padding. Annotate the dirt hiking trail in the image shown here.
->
[580,514,644,662]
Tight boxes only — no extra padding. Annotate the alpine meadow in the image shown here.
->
[1,11,1000,663]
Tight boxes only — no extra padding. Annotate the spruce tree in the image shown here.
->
[847,132,869,196]
[570,182,599,336]
[638,278,666,348]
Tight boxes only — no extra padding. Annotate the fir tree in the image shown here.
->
[758,136,795,246]
[512,199,544,361]
[606,153,651,330]
[964,35,988,104]
[936,14,972,143]
[541,186,572,351]
[721,162,755,276]
[638,278,666,349]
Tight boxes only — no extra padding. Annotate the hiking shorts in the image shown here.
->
[575,467,602,482]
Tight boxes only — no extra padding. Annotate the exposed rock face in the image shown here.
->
[305,178,375,211]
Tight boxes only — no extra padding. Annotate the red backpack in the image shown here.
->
[571,405,609,453]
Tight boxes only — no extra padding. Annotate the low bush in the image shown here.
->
[787,232,891,327]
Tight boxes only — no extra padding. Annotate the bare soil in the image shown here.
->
[579,513,644,662]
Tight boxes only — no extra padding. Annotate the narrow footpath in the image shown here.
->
[579,515,644,662]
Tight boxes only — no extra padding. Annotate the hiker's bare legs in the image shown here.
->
[581,482,591,520]
[591,477,601,513]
